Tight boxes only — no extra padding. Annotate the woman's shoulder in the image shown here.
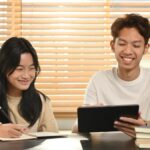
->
[38,91,50,103]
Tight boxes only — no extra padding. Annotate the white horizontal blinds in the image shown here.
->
[0,1,10,44]
[8,0,21,37]
[1,0,150,118]
[0,0,21,44]
[21,1,116,117]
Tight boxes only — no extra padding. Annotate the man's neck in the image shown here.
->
[117,67,140,81]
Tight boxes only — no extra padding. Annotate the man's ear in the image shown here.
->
[143,43,149,55]
[110,40,115,52]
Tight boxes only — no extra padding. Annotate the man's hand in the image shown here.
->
[114,116,145,138]
[0,123,27,138]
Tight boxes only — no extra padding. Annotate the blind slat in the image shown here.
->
[36,84,87,89]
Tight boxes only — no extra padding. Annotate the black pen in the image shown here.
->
[0,106,12,123]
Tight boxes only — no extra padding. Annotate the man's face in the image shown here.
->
[111,27,149,71]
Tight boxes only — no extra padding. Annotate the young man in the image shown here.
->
[72,13,150,138]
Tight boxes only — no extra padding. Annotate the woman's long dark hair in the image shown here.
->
[0,37,45,127]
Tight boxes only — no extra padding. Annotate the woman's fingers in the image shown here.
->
[0,123,27,138]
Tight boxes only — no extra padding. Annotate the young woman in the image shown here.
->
[0,37,58,138]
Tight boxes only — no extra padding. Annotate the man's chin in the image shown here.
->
[119,65,136,72]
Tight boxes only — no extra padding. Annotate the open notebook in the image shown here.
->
[0,132,67,141]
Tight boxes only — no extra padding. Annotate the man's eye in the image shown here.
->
[134,45,141,48]
[118,43,126,46]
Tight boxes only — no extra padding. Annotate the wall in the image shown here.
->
[57,118,76,130]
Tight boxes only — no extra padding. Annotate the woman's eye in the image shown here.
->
[29,67,36,72]
[16,68,23,71]
[30,67,36,70]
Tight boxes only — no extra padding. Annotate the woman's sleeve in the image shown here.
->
[38,97,59,132]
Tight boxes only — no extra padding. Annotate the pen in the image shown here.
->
[0,106,12,123]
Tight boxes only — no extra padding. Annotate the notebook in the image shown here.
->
[78,104,139,133]
[0,132,67,141]
[136,138,150,148]
[135,125,150,139]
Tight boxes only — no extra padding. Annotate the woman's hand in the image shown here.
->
[0,123,27,138]
[114,116,145,138]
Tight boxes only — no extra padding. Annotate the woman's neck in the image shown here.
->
[7,89,22,97]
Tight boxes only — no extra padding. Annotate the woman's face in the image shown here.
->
[7,53,36,97]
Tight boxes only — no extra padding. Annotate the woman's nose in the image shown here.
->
[22,70,31,78]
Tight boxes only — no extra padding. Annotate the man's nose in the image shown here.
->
[124,44,132,53]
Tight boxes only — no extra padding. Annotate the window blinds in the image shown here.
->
[0,0,150,118]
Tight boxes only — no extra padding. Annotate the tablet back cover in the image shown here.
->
[78,104,139,132]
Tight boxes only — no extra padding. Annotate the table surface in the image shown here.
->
[0,131,148,150]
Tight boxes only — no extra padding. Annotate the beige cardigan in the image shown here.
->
[7,94,58,132]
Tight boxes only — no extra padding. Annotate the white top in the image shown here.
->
[84,67,150,120]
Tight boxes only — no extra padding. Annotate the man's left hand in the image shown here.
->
[114,116,145,138]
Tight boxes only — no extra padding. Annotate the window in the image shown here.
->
[0,0,150,118]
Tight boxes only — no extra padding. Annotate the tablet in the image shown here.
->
[77,104,139,133]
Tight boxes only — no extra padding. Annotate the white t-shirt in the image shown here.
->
[84,67,150,120]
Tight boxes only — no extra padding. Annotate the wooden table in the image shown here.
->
[0,132,147,150]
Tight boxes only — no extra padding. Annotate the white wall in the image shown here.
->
[57,118,76,130]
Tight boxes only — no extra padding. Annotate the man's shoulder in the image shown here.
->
[140,68,150,81]
[91,68,114,81]
[94,68,114,76]
[141,67,150,74]
[142,67,150,71]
